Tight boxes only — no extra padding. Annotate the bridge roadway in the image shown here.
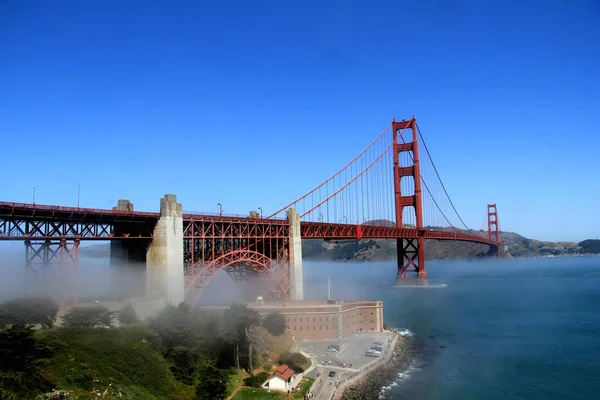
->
[0,201,498,246]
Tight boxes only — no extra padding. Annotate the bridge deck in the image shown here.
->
[0,202,497,246]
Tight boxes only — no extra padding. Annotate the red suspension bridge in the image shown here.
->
[0,116,500,306]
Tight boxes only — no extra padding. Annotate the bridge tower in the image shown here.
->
[487,203,500,257]
[392,117,426,280]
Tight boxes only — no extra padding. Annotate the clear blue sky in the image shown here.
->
[1,0,598,242]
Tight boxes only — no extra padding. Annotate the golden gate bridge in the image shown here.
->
[0,116,500,307]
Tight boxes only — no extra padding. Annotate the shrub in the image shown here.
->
[117,302,138,325]
[195,361,228,400]
[278,351,308,373]
[0,297,59,328]
[0,326,53,398]
[39,326,178,399]
[243,371,270,388]
[63,305,115,328]
[262,362,272,372]
[262,312,286,336]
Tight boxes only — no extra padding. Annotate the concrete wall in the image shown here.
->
[286,208,304,301]
[252,300,383,340]
[146,194,184,305]
[341,301,383,335]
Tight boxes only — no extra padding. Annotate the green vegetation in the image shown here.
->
[243,371,270,388]
[578,239,600,254]
[118,302,139,325]
[277,351,310,373]
[293,377,315,399]
[40,326,179,399]
[302,232,600,260]
[0,298,299,400]
[62,305,115,328]
[232,389,282,400]
[0,325,53,399]
[0,297,59,328]
[225,369,246,397]
[231,377,314,400]
[262,312,286,336]
[195,360,228,400]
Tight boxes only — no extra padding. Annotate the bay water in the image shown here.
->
[303,256,600,400]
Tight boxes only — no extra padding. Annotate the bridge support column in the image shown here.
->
[396,237,426,281]
[110,200,147,299]
[286,208,304,301]
[146,194,184,305]
[393,118,427,281]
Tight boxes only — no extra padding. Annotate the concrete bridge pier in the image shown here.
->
[286,208,304,301]
[146,194,184,305]
[109,195,184,305]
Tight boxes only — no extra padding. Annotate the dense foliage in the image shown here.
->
[243,371,270,388]
[0,325,52,399]
[0,297,59,328]
[578,239,600,254]
[0,298,296,400]
[62,305,115,328]
[278,351,309,373]
[262,312,286,336]
[195,360,229,400]
[118,302,139,324]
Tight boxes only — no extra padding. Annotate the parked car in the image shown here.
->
[326,344,341,352]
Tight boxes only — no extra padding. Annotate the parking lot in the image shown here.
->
[297,331,394,375]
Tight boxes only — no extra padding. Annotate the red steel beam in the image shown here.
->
[0,202,499,247]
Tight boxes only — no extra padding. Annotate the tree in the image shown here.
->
[243,371,270,388]
[262,312,286,336]
[118,302,138,325]
[0,297,59,328]
[195,360,228,400]
[0,326,52,398]
[579,239,600,254]
[278,351,308,373]
[147,302,225,386]
[221,304,260,371]
[63,305,115,328]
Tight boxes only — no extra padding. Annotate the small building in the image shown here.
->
[266,364,295,391]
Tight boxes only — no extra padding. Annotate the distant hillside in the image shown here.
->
[304,231,599,261]
[79,233,600,261]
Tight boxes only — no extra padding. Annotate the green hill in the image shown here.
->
[302,227,597,261]
[39,326,184,400]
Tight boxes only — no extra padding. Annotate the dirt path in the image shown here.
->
[225,379,245,400]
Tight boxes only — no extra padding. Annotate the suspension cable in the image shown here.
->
[396,131,458,232]
[416,124,471,232]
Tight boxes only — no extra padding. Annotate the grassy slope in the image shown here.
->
[38,325,186,400]
[232,377,314,400]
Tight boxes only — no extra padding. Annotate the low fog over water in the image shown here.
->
[2,240,599,399]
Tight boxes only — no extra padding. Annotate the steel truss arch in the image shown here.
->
[185,249,290,308]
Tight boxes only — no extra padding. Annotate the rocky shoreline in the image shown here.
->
[340,334,418,400]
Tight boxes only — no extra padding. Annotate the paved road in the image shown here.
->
[297,332,394,399]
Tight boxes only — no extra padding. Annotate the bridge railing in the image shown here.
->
[183,211,288,220]
[0,201,159,217]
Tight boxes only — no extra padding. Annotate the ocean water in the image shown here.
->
[303,256,600,400]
